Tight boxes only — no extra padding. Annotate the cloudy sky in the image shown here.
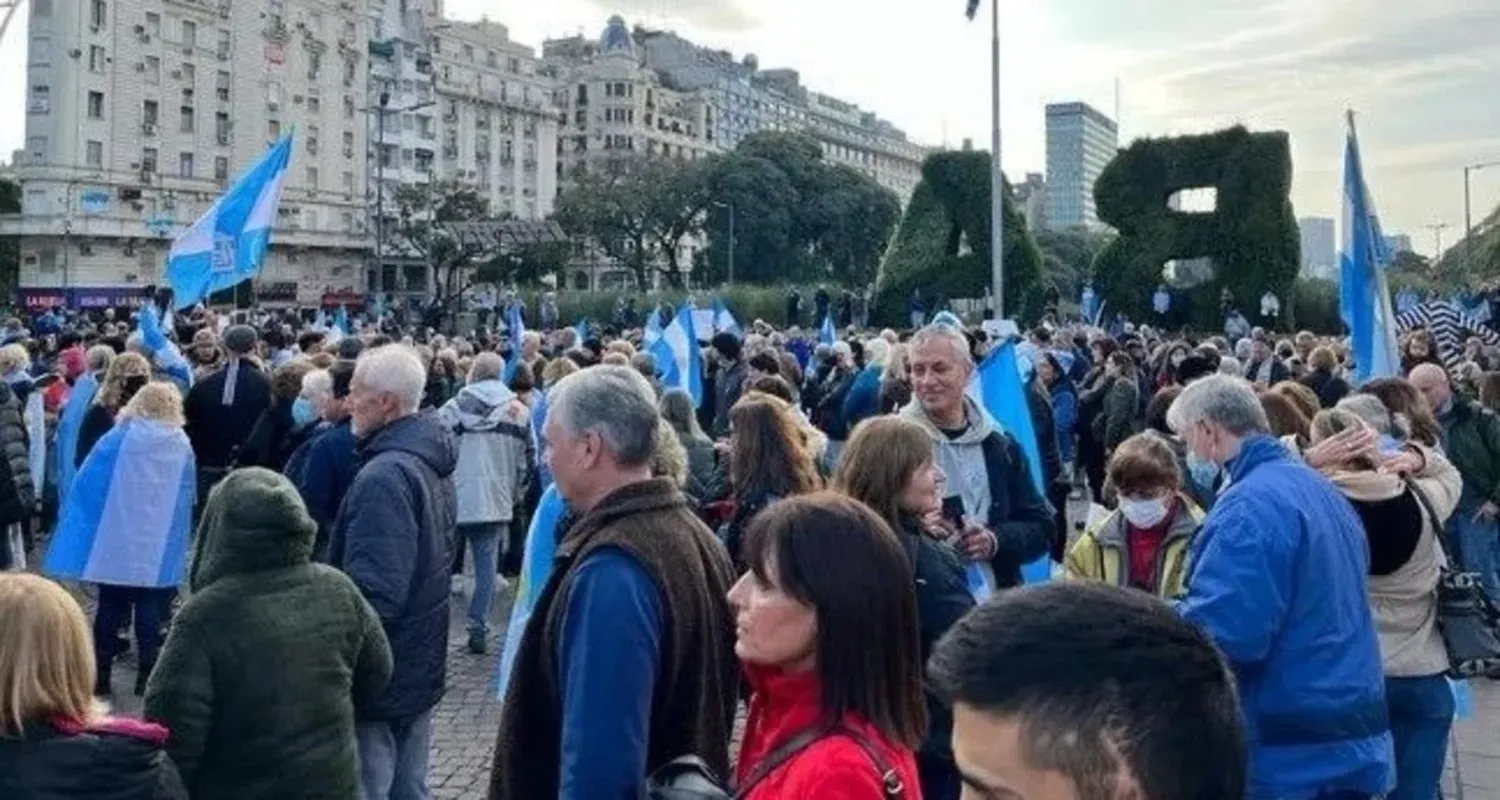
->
[2,0,1496,254]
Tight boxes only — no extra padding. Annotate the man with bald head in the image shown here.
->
[1410,361,1500,602]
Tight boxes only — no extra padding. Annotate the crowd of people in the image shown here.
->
[0,296,1494,800]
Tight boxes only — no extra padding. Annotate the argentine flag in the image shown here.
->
[54,371,99,510]
[1338,113,1398,384]
[503,301,525,383]
[641,307,663,348]
[44,418,197,589]
[819,312,836,346]
[966,341,1052,592]
[137,305,193,390]
[166,134,294,309]
[650,303,703,407]
[712,298,742,337]
[497,483,567,699]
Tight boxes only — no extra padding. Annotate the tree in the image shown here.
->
[699,152,800,285]
[1033,227,1115,302]
[553,158,678,289]
[390,180,493,309]
[643,158,712,287]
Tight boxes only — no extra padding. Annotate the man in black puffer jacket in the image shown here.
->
[0,380,33,569]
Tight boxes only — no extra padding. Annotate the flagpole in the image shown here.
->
[989,0,1005,319]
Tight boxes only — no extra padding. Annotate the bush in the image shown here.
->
[506,284,828,332]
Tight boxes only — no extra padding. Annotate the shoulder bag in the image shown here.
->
[646,724,906,800]
[1405,477,1500,678]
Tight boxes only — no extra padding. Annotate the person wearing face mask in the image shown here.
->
[1066,433,1203,598]
[287,361,359,561]
[1168,375,1393,800]
[832,417,974,800]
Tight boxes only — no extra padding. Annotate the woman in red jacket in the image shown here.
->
[730,492,926,799]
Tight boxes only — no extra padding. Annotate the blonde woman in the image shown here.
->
[0,573,188,797]
[77,352,152,467]
[45,382,197,699]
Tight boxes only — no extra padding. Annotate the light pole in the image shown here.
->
[713,201,735,286]
[1464,160,1500,269]
[988,0,1004,319]
[369,92,435,297]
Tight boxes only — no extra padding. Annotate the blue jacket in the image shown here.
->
[287,419,359,558]
[1178,436,1393,799]
[1048,381,1078,464]
[329,413,457,722]
[840,365,883,432]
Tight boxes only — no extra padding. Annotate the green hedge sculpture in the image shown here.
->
[875,150,1044,325]
[1092,126,1300,329]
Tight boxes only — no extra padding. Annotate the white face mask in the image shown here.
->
[1119,496,1170,529]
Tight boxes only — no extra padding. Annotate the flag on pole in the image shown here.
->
[712,297,742,337]
[503,301,525,383]
[650,303,703,407]
[137,304,193,390]
[967,341,1052,589]
[1338,112,1399,384]
[641,307,663,348]
[819,313,836,346]
[166,134,294,309]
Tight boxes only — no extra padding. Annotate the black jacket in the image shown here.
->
[0,381,33,527]
[76,405,115,468]
[0,718,188,800]
[897,516,974,771]
[1300,368,1351,409]
[329,413,457,721]
[1026,382,1063,486]
[184,361,272,469]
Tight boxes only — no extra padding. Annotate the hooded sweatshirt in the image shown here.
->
[436,379,532,525]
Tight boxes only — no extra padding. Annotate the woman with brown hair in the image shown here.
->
[1272,380,1322,423]
[1362,377,1444,448]
[1259,390,1312,447]
[719,394,822,569]
[0,573,187,798]
[833,416,972,800]
[1300,346,1351,408]
[730,493,925,799]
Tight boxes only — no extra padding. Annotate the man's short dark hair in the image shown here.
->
[929,582,1245,800]
[328,359,356,399]
[711,332,742,362]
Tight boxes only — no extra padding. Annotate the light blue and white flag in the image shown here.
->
[712,297,742,337]
[641,307,664,348]
[650,303,703,408]
[498,483,568,699]
[573,318,591,346]
[1338,113,1398,384]
[966,341,1052,591]
[503,301,525,383]
[54,371,99,510]
[166,134,294,309]
[819,312,836,346]
[44,418,196,588]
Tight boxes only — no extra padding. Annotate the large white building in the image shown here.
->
[7,0,377,308]
[1045,101,1118,231]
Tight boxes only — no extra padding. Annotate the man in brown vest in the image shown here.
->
[490,365,737,798]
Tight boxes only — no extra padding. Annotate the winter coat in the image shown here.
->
[1064,494,1202,599]
[237,399,311,472]
[436,380,532,525]
[1300,368,1351,409]
[286,420,359,559]
[1322,447,1461,678]
[896,515,973,778]
[184,360,272,470]
[1047,377,1078,464]
[492,479,737,799]
[1091,375,1141,454]
[145,468,392,800]
[734,665,921,800]
[1437,399,1500,508]
[676,429,719,503]
[899,397,1053,589]
[712,360,747,439]
[0,380,33,526]
[329,412,457,722]
[878,376,911,415]
[1178,435,1393,799]
[0,717,188,800]
[75,404,115,468]
[813,366,856,441]
[1026,383,1062,486]
[839,365,883,432]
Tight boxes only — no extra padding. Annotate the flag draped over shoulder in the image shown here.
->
[497,483,567,699]
[1338,114,1399,384]
[54,371,98,510]
[650,304,703,407]
[166,134,294,309]
[44,418,197,588]
[967,341,1052,587]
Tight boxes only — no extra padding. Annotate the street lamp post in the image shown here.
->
[988,0,1004,319]
[375,91,389,292]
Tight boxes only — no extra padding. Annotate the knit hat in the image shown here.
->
[190,467,316,591]
[222,324,258,355]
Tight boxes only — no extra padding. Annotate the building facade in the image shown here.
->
[1013,172,1048,233]
[1044,101,1117,231]
[7,0,375,308]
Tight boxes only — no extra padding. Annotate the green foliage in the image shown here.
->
[390,180,492,306]
[875,150,1044,323]
[1034,227,1115,303]
[531,284,816,331]
[1434,205,1500,288]
[1092,126,1300,329]
[552,157,703,290]
[1289,278,1343,334]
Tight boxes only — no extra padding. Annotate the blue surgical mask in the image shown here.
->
[291,397,319,429]
[1186,449,1221,490]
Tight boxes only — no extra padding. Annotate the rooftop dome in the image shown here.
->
[600,15,633,55]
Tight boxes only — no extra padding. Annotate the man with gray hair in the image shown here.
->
[900,323,1052,594]
[330,345,457,800]
[1168,374,1392,799]
[491,365,736,799]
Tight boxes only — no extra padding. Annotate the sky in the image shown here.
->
[1,0,1496,256]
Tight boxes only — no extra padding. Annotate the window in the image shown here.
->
[180,105,194,132]
[217,29,230,59]
[342,170,354,193]
[89,0,106,28]
[145,12,160,36]
[577,84,587,103]
[463,44,473,60]
[486,50,497,67]
[216,71,230,101]
[306,166,318,189]
[182,64,195,83]
[141,147,158,173]
[145,56,160,84]
[28,85,49,114]
[30,37,51,67]
[343,95,354,118]
[307,51,321,79]
[27,136,47,162]
[87,91,104,119]
[214,156,228,182]
[143,100,158,125]
[215,111,229,141]
[307,125,319,154]
[508,57,520,73]
[179,152,194,178]
[181,20,197,47]
[88,45,105,72]
[342,130,354,149]
[268,119,281,138]
[307,95,320,113]
[85,140,103,167]
[32,0,50,17]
